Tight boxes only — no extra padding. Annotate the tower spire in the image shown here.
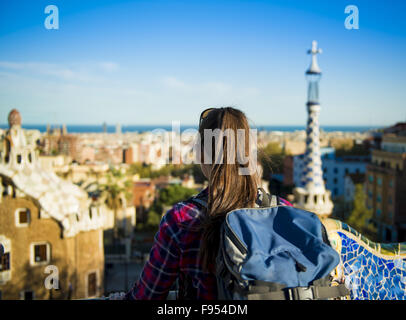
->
[293,41,333,218]
[306,40,322,75]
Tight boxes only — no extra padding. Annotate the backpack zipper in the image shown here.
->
[224,222,248,255]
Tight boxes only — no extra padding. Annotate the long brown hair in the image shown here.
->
[198,107,258,272]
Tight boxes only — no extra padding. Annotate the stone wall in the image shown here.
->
[0,196,104,299]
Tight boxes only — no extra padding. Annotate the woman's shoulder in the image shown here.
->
[164,188,208,226]
[164,188,292,226]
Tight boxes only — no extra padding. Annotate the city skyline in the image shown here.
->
[1,0,406,126]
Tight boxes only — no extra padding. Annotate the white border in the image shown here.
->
[15,208,30,227]
[29,242,51,266]
[0,235,11,284]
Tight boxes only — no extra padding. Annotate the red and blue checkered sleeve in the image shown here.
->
[125,206,181,300]
[280,197,293,207]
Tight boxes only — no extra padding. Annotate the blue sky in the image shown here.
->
[0,0,405,126]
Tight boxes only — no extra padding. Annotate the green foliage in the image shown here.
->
[159,184,197,206]
[136,184,198,231]
[259,142,285,178]
[129,163,158,178]
[346,184,377,240]
[129,162,207,183]
[335,144,370,157]
[262,141,283,155]
[146,209,162,227]
[102,167,130,204]
[169,164,207,184]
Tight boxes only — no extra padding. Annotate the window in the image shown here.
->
[31,243,51,265]
[368,174,374,183]
[17,154,22,164]
[376,208,382,218]
[34,245,47,262]
[377,177,382,186]
[333,178,338,184]
[15,208,30,227]
[0,238,11,284]
[377,195,382,203]
[0,252,10,272]
[334,168,338,174]
[389,179,393,188]
[87,272,98,297]
[344,168,349,174]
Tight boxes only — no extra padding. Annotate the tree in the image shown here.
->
[101,167,133,240]
[259,142,285,179]
[138,185,197,231]
[335,143,369,157]
[146,209,162,228]
[129,162,207,184]
[346,184,377,240]
[159,184,197,206]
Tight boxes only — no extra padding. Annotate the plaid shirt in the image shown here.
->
[125,188,292,300]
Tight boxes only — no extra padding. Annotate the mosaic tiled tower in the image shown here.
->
[294,41,333,217]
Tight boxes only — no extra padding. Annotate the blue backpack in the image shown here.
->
[190,189,350,300]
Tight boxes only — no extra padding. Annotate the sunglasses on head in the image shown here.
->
[199,107,226,127]
[199,107,215,123]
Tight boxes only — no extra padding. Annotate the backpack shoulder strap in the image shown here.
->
[257,188,279,208]
[192,188,280,209]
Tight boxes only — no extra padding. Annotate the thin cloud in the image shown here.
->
[162,76,187,89]
[0,61,108,82]
[99,62,119,72]
[161,76,259,97]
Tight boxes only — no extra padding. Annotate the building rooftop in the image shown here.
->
[0,110,104,238]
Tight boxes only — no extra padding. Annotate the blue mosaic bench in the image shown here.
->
[324,219,406,300]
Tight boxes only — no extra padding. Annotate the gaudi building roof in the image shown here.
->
[0,110,104,237]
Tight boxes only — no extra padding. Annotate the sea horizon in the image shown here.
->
[0,123,385,133]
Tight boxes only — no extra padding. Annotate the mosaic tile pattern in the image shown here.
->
[300,104,324,191]
[324,219,406,300]
[0,125,105,237]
